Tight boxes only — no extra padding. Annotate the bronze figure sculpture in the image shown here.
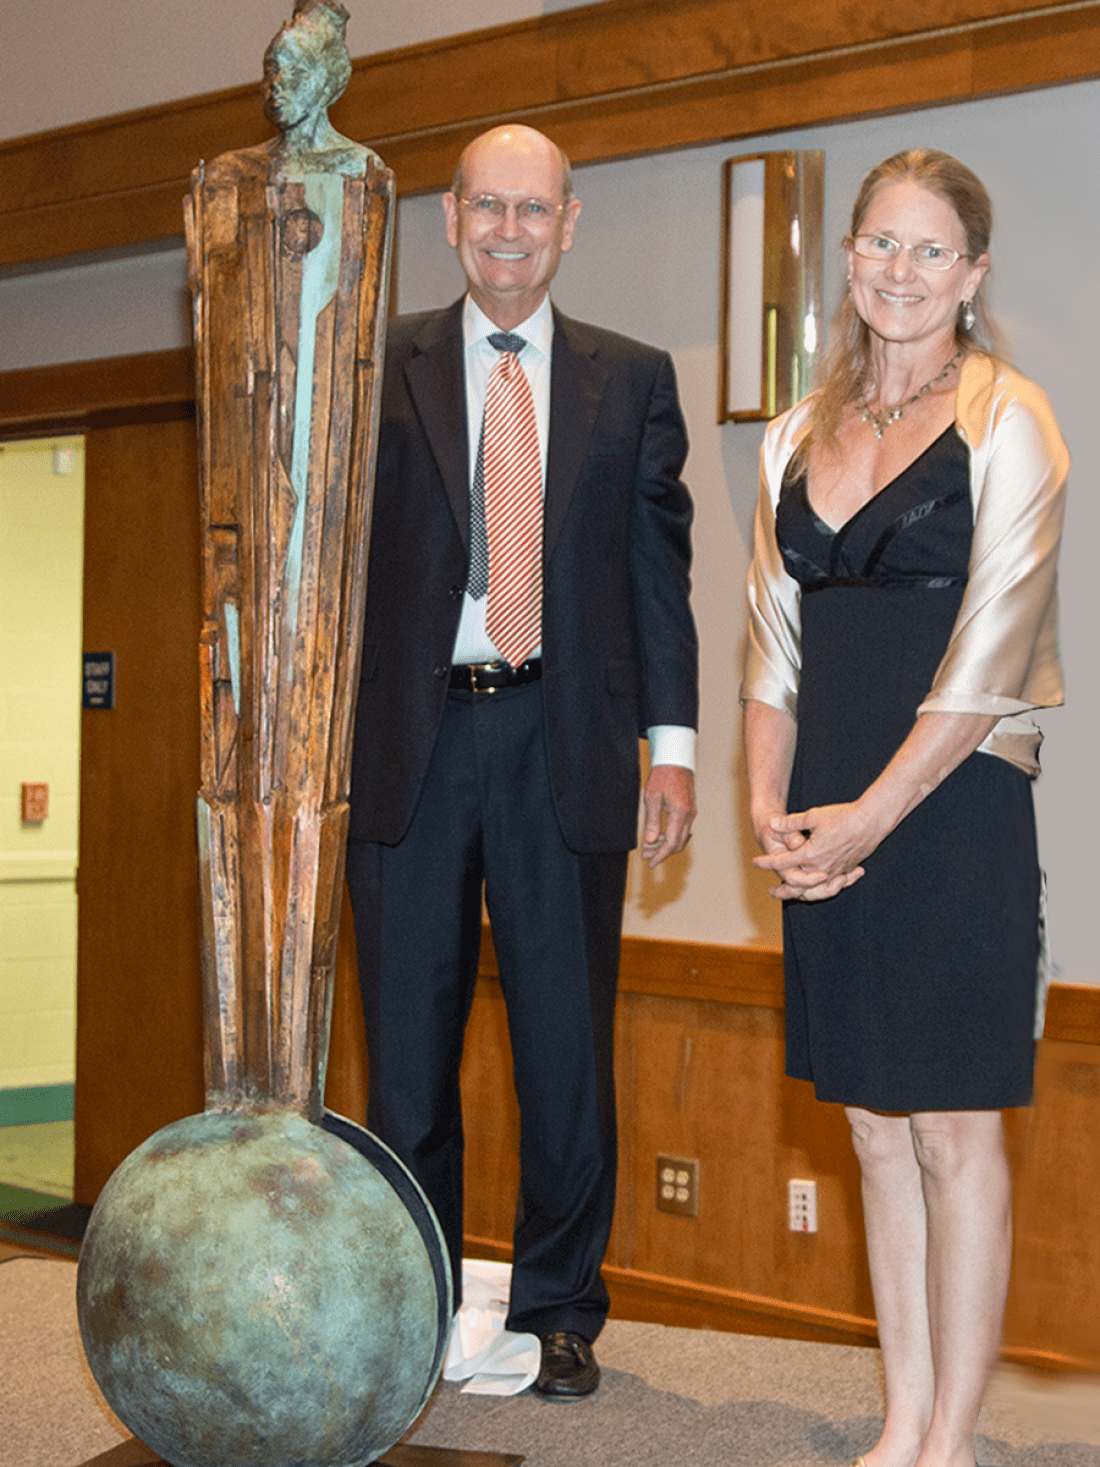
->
[76,8,451,1464]
[192,0,389,1118]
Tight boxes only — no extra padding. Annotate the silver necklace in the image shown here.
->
[856,350,962,439]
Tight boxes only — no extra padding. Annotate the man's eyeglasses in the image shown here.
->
[459,194,566,229]
[851,234,963,272]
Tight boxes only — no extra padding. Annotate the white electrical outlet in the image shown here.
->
[788,1178,817,1232]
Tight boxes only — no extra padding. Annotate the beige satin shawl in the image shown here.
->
[740,353,1070,776]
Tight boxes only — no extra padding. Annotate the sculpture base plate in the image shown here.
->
[71,1444,524,1467]
[379,1448,524,1467]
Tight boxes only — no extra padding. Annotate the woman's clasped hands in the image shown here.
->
[753,800,886,901]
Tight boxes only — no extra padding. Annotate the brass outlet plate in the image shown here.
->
[656,1154,699,1217]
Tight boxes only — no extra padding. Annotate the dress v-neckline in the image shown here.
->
[801,424,956,537]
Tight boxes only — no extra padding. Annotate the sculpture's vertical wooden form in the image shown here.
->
[185,155,392,1122]
[77,15,452,1465]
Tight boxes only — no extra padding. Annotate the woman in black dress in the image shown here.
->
[742,150,1068,1467]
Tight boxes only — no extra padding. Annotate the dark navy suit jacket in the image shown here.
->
[348,297,698,853]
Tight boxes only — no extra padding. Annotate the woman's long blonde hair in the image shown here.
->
[801,149,1000,466]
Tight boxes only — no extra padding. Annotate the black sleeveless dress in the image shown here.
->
[777,426,1039,1112]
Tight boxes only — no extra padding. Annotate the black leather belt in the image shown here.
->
[449,658,542,693]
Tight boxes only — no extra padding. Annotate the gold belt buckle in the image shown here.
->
[467,660,503,693]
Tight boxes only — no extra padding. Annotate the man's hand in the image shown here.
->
[640,764,696,868]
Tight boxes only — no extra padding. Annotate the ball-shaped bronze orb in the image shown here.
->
[77,1107,451,1467]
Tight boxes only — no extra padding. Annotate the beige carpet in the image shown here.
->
[2,1255,140,1466]
[3,1254,1098,1467]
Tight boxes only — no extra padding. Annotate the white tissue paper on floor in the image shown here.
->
[442,1258,541,1395]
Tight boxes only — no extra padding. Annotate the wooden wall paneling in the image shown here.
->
[73,415,205,1202]
[351,0,1100,172]
[1004,1038,1100,1367]
[1,188,186,274]
[613,991,874,1323]
[463,934,1100,1367]
[486,10,1100,186]
[1,90,266,214]
[972,0,1100,91]
[4,0,1100,267]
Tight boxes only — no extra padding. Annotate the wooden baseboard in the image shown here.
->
[997,1343,1100,1375]
[466,1228,876,1348]
[603,1265,877,1349]
[463,1237,1100,1371]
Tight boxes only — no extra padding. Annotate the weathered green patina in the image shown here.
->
[78,1110,449,1466]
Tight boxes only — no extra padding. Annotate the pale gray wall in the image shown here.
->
[2,74,1096,982]
[0,0,604,140]
[0,245,192,368]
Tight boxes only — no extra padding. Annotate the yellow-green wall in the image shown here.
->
[0,436,84,1090]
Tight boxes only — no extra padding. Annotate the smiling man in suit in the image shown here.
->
[345,124,698,1397]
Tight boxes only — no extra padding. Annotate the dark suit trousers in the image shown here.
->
[345,679,628,1342]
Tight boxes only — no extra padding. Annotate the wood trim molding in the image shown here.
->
[618,935,784,1008]
[1044,981,1100,1045]
[3,0,1100,268]
[0,348,194,437]
[465,1240,1098,1369]
[478,928,1100,1045]
[604,1262,877,1342]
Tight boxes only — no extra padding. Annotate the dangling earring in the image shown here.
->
[961,299,976,332]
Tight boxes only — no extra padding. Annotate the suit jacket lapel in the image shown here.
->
[404,301,471,550]
[545,309,609,562]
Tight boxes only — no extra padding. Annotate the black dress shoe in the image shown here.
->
[532,1331,600,1398]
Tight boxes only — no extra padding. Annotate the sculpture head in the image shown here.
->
[263,0,353,133]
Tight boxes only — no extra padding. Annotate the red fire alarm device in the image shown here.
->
[21,783,49,822]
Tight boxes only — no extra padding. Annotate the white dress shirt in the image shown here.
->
[452,293,695,773]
